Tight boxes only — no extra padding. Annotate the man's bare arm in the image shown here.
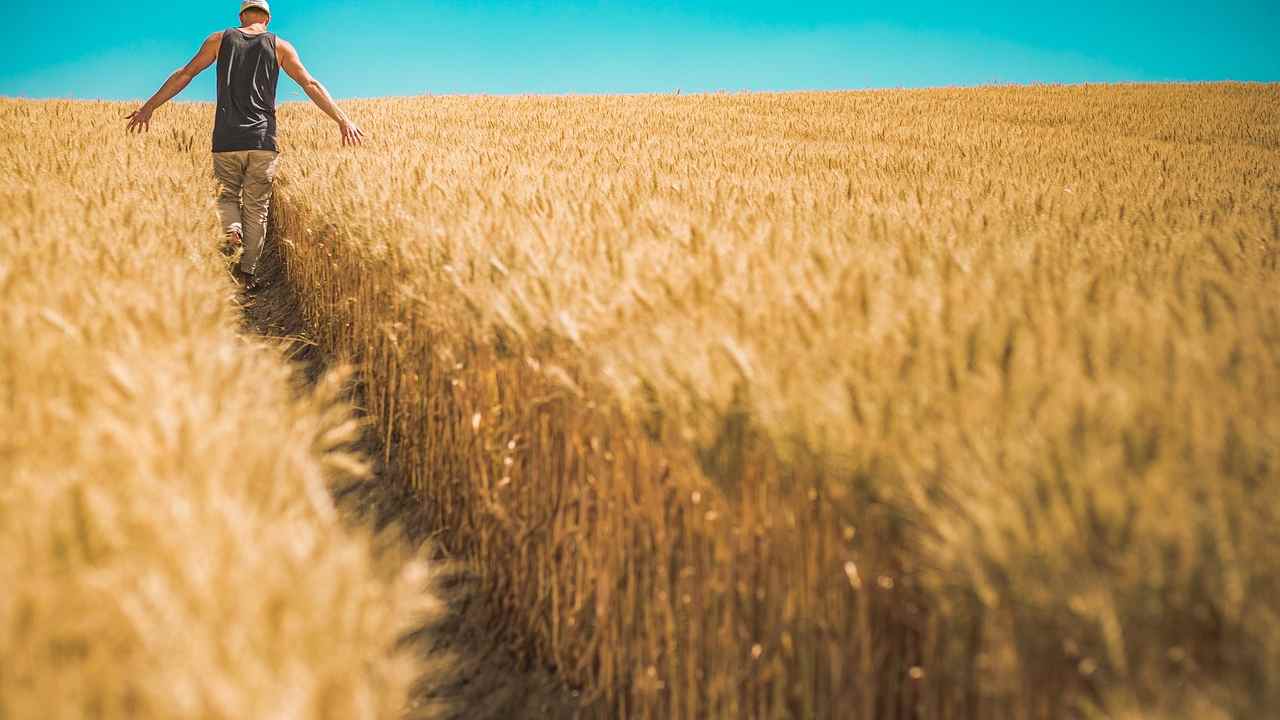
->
[277,39,364,146]
[126,32,221,133]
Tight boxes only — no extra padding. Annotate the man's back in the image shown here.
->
[125,1,364,151]
[213,28,280,153]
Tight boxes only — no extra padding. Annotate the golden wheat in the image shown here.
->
[264,84,1279,718]
[6,82,1276,719]
[0,100,443,719]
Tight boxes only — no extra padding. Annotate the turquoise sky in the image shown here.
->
[2,1,1277,99]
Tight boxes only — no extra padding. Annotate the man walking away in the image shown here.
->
[126,1,364,291]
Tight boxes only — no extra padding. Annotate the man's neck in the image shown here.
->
[240,22,268,32]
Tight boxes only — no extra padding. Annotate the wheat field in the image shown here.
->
[2,83,1278,718]
[270,84,1279,718]
[0,100,444,719]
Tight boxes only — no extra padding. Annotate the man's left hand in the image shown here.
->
[339,119,365,146]
[126,107,153,134]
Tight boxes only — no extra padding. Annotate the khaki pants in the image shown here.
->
[213,150,280,275]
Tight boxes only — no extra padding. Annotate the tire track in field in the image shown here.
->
[231,238,584,720]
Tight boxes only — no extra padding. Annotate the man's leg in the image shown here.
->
[212,151,249,249]
[239,150,281,276]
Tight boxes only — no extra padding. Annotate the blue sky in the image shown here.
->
[2,1,1277,99]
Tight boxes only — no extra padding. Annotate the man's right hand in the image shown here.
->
[126,107,154,134]
[339,120,365,146]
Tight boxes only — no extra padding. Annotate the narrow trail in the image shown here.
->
[232,240,582,720]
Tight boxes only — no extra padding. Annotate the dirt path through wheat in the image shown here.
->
[232,240,583,720]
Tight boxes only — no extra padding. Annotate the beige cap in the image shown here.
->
[240,0,271,16]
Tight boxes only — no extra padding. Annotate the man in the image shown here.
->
[126,0,364,290]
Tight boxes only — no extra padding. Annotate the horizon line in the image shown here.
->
[3,79,1277,104]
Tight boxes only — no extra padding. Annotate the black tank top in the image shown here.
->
[212,29,280,153]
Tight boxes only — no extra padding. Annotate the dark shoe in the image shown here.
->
[231,266,260,292]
